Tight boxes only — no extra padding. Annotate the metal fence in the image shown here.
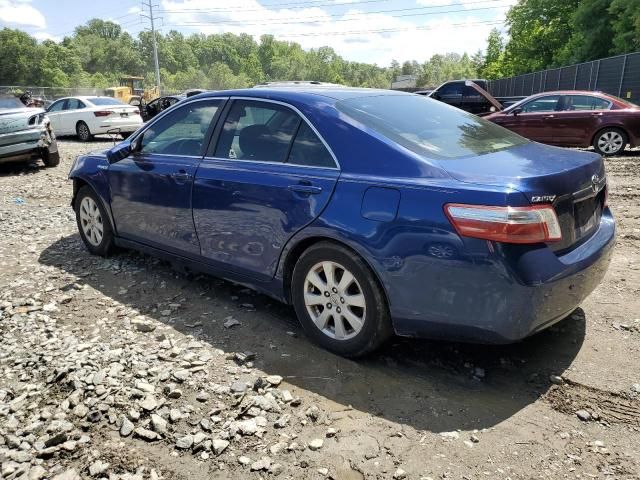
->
[488,52,640,101]
[0,86,109,101]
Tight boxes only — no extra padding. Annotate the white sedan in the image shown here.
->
[46,96,143,141]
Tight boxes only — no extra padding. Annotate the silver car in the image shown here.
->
[0,95,59,167]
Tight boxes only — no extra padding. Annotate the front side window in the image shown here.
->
[47,100,65,112]
[563,95,611,111]
[521,95,561,113]
[438,83,463,96]
[214,100,301,163]
[139,100,222,156]
[336,94,528,160]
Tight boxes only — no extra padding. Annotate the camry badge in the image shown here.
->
[531,195,556,203]
[591,174,600,193]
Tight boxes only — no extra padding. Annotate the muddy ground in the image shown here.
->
[0,138,639,480]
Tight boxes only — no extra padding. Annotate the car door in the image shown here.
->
[108,98,224,255]
[550,95,612,146]
[497,95,561,143]
[192,98,340,282]
[433,82,464,110]
[45,99,68,135]
[60,98,87,133]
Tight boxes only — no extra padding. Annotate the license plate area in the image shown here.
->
[574,194,602,239]
[120,112,128,118]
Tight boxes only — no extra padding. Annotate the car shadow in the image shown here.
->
[0,159,46,177]
[39,234,586,434]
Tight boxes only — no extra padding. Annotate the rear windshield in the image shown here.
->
[87,97,124,106]
[0,97,24,109]
[336,95,528,159]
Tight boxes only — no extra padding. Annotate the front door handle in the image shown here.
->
[543,114,555,119]
[591,112,604,116]
[170,170,192,182]
[288,184,322,195]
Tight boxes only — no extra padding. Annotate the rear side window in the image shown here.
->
[336,94,528,160]
[521,95,561,113]
[214,100,301,163]
[88,97,124,106]
[438,83,463,96]
[563,95,611,111]
[287,122,335,168]
[65,99,85,110]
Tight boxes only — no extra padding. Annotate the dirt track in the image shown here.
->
[1,139,639,480]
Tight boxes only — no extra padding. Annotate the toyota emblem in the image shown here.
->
[591,174,599,193]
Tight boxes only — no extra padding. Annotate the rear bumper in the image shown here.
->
[92,116,143,134]
[389,210,615,343]
[0,127,51,163]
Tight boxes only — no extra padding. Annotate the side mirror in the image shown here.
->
[430,92,440,100]
[106,141,132,164]
[512,107,523,116]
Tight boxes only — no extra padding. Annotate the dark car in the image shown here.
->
[429,80,503,115]
[485,91,640,156]
[141,95,185,121]
[68,87,614,357]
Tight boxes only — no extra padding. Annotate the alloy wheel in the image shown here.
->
[303,261,366,341]
[78,123,90,141]
[598,131,624,155]
[79,196,104,247]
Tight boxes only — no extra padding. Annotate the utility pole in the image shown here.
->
[141,0,161,93]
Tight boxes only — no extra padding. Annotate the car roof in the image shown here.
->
[199,86,411,104]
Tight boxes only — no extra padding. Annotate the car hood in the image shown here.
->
[432,141,604,203]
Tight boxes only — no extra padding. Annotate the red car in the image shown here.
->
[485,91,640,156]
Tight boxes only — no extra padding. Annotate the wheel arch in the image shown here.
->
[279,234,391,310]
[591,125,629,147]
[71,176,116,234]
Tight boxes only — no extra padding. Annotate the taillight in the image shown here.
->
[94,111,112,117]
[444,203,562,244]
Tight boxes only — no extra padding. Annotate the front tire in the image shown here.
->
[41,148,60,167]
[75,186,114,256]
[593,128,627,156]
[76,121,93,142]
[291,242,393,357]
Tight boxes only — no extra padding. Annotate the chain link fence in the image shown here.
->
[0,86,110,102]
[488,52,640,102]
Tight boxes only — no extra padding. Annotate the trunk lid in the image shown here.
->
[0,107,46,134]
[436,142,606,252]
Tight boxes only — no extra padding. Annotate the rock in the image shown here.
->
[550,375,564,385]
[266,375,283,386]
[88,460,110,477]
[44,432,68,448]
[135,322,156,332]
[305,405,320,421]
[231,381,248,393]
[196,391,210,402]
[470,434,480,443]
[223,317,240,328]
[238,456,252,466]
[393,468,407,479]
[52,469,81,480]
[473,367,486,379]
[172,370,190,382]
[281,390,294,403]
[120,417,134,436]
[87,410,102,423]
[140,395,158,411]
[151,414,167,434]
[576,409,592,421]
[326,427,337,437]
[29,466,47,480]
[318,467,329,476]
[72,404,89,418]
[251,456,272,471]
[631,383,640,393]
[270,441,287,455]
[269,463,284,475]
[134,427,160,441]
[212,438,229,455]
[440,431,460,440]
[308,438,324,451]
[176,435,194,449]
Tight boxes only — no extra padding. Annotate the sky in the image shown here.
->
[0,0,518,66]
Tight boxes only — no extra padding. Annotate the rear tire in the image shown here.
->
[76,121,93,142]
[75,186,114,257]
[291,242,393,357]
[593,128,627,156]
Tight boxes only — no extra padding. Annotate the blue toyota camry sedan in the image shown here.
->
[69,86,615,357]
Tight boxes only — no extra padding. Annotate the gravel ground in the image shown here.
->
[0,138,639,480]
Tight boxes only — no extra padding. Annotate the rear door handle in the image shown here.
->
[543,114,555,119]
[288,184,323,195]
[591,112,604,116]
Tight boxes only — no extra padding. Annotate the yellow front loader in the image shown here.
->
[105,76,159,105]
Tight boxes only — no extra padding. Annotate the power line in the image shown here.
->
[161,19,504,38]
[160,4,512,28]
[158,0,508,15]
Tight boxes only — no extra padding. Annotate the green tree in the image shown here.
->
[609,0,640,54]
[0,28,39,84]
[557,0,615,64]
